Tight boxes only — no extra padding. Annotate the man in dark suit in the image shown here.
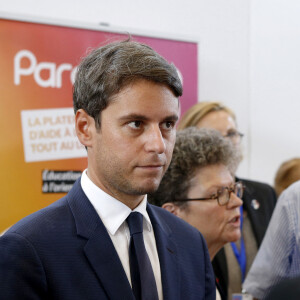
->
[0,40,215,299]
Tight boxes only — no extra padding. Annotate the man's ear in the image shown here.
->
[162,202,181,216]
[75,109,95,148]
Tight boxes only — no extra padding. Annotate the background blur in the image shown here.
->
[1,0,299,187]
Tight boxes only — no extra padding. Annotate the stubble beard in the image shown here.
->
[104,163,167,198]
[112,171,164,196]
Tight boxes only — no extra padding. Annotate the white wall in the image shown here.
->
[249,0,300,185]
[2,0,299,186]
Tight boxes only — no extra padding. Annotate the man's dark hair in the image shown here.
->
[73,39,183,128]
[148,127,237,207]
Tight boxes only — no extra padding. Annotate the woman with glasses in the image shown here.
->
[148,127,243,300]
[176,102,277,300]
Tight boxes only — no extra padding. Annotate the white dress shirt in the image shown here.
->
[81,170,163,299]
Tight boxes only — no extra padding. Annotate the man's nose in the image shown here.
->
[144,125,166,154]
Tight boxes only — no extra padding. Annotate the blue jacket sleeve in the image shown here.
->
[199,232,216,300]
[0,232,48,300]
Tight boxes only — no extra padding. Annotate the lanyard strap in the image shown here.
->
[230,206,247,282]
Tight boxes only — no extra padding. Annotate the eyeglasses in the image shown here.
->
[224,131,244,142]
[174,181,244,206]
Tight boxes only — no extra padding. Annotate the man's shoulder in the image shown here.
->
[5,178,84,239]
[277,180,300,208]
[148,204,203,239]
[148,203,191,224]
[285,180,300,196]
[6,196,70,239]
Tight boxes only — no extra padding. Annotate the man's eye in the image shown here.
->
[128,121,142,129]
[161,121,174,130]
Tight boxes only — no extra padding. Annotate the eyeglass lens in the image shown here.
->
[218,183,243,205]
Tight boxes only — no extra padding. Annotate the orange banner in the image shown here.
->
[0,17,198,232]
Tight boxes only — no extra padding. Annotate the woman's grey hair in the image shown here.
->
[148,127,238,207]
[73,39,182,128]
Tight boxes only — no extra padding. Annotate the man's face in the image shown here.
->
[86,79,179,208]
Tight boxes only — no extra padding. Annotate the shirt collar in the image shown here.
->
[81,169,152,235]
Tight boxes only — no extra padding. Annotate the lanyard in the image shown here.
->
[230,206,246,282]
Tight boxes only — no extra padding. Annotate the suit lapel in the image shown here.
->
[83,224,134,300]
[147,205,180,300]
[67,179,134,300]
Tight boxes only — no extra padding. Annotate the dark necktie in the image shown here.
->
[126,212,159,300]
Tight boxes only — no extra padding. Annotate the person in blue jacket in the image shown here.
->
[0,40,215,300]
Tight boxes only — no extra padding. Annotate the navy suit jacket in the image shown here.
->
[0,179,215,300]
